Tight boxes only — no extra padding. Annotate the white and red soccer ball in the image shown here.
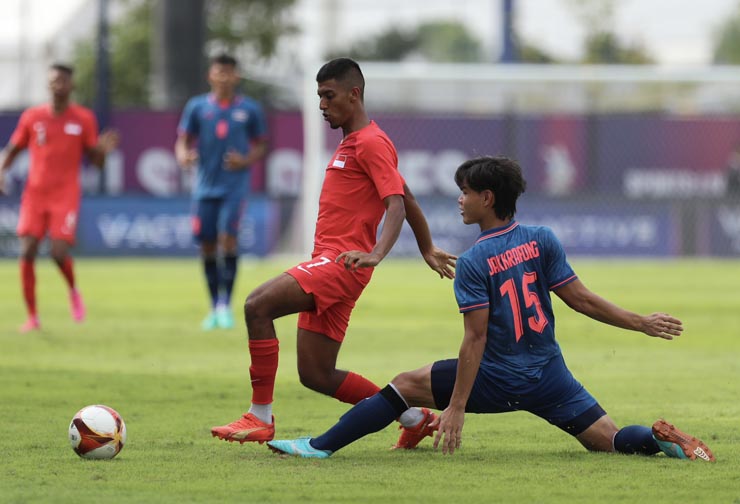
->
[68,405,127,460]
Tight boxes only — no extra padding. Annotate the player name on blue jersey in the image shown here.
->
[487,240,541,276]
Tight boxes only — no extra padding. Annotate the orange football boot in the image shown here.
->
[211,413,275,444]
[652,419,715,462]
[392,408,438,450]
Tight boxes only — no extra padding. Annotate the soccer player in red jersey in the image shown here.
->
[0,63,119,333]
[267,156,715,463]
[211,58,456,444]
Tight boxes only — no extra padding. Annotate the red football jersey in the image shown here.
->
[10,103,98,201]
[313,120,405,256]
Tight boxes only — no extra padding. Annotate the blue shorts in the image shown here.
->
[430,354,605,436]
[191,195,245,243]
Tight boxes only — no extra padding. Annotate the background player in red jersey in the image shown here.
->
[0,63,119,333]
[211,58,456,445]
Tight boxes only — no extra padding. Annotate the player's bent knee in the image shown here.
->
[297,368,334,395]
[19,240,39,260]
[390,371,412,388]
[390,370,425,399]
[50,251,66,264]
[219,237,238,254]
[20,250,36,261]
[244,292,267,321]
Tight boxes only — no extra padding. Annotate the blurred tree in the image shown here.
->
[335,20,482,62]
[73,0,151,108]
[340,27,418,61]
[336,19,557,64]
[567,0,615,35]
[516,39,560,64]
[73,0,297,108]
[713,4,740,64]
[567,0,654,64]
[416,21,483,62]
[582,32,654,64]
[205,0,298,57]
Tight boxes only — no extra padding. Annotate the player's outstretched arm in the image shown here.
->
[87,129,120,169]
[402,183,457,279]
[554,278,683,340]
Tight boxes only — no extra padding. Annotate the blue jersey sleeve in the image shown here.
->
[454,254,490,313]
[540,227,577,290]
[178,97,200,137]
[246,101,268,141]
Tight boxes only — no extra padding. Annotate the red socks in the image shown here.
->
[249,340,380,407]
[20,259,37,317]
[249,339,280,404]
[333,371,381,405]
[19,256,77,320]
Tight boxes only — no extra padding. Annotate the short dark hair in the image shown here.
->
[50,63,74,76]
[316,57,365,98]
[210,53,238,68]
[454,156,527,220]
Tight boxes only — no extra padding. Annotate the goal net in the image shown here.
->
[293,62,740,257]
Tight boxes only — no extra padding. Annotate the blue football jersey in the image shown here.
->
[178,93,267,199]
[453,221,577,383]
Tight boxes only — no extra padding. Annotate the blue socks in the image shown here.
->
[220,254,238,306]
[203,255,238,309]
[203,256,219,308]
[310,385,408,453]
[613,425,660,455]
[307,391,662,457]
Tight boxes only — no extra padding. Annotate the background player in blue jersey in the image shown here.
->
[175,53,268,330]
[267,155,715,462]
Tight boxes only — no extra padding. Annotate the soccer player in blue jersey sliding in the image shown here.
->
[175,53,268,330]
[267,155,715,462]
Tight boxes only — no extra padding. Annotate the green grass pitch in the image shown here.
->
[0,257,738,503]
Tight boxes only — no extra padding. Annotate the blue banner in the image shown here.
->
[0,196,281,257]
[2,195,736,258]
[391,196,682,258]
[699,203,740,256]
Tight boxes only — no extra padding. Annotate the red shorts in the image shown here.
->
[17,195,79,244]
[286,252,372,342]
